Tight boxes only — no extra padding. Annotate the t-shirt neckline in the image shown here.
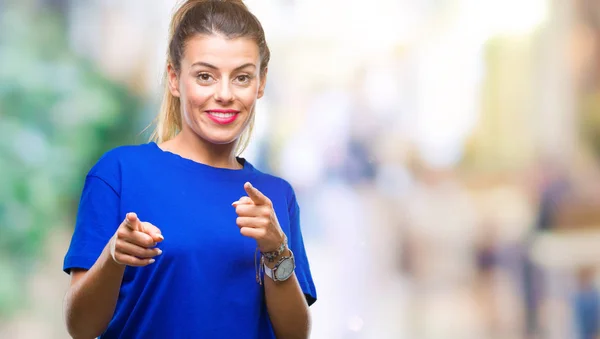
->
[147,141,255,177]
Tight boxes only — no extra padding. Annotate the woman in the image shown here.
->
[62,1,317,338]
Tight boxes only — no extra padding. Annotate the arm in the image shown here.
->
[233,182,313,339]
[64,245,125,339]
[264,249,311,339]
[64,213,163,338]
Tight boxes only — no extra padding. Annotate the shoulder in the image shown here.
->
[95,143,151,164]
[86,143,154,192]
[247,165,293,191]
[245,164,297,204]
[89,143,151,174]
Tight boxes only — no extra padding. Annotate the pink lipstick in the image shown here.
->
[205,109,239,125]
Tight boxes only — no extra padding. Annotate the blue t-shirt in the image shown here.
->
[63,142,317,339]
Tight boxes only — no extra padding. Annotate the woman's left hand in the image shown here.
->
[233,182,285,252]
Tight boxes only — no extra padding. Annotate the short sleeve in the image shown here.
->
[286,186,317,306]
[63,156,122,274]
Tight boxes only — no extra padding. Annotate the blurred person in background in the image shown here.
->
[573,266,599,339]
[61,1,316,338]
[523,161,570,338]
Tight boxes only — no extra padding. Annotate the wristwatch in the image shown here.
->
[263,249,295,282]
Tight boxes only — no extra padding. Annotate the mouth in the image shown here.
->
[205,110,240,125]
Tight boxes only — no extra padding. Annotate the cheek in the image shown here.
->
[181,81,212,109]
[237,87,259,108]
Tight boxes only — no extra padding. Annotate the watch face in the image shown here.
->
[275,258,295,280]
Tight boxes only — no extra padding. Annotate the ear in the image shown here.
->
[257,67,268,99]
[167,63,181,98]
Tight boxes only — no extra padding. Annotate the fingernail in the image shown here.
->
[156,234,164,240]
[149,259,156,264]
[156,248,163,255]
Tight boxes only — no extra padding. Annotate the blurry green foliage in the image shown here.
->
[0,4,143,317]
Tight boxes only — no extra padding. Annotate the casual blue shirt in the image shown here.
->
[63,142,317,339]
[574,287,600,339]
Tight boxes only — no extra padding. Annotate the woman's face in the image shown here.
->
[168,34,266,146]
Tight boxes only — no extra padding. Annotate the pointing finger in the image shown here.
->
[243,182,270,206]
[125,212,143,232]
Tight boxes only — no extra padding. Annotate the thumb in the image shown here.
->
[232,196,253,207]
[141,222,164,242]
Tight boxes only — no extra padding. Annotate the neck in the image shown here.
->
[162,130,242,169]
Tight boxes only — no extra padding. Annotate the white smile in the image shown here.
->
[207,112,237,118]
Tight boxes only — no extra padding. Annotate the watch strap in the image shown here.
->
[263,260,275,280]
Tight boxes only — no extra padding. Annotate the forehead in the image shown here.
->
[181,34,260,68]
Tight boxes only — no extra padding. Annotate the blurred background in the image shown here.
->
[1,0,600,338]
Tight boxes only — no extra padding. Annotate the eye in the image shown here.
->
[235,74,252,84]
[196,73,214,83]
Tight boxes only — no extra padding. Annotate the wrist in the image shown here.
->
[104,241,126,270]
[263,247,291,269]
[261,236,287,264]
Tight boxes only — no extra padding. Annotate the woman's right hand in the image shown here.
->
[109,212,164,266]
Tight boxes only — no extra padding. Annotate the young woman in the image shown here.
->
[62,1,316,338]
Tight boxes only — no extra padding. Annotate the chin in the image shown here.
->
[208,138,238,146]
[197,131,241,146]
[187,120,246,146]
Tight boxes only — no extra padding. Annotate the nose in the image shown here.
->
[214,80,234,103]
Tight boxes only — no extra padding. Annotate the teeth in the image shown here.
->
[208,112,236,118]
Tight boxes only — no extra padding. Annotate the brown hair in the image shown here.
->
[150,0,270,155]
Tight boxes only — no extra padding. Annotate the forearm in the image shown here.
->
[64,243,125,338]
[264,252,310,339]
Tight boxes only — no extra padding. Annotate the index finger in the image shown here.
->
[124,212,144,232]
[243,182,270,206]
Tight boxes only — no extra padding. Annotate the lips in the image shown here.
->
[205,110,239,125]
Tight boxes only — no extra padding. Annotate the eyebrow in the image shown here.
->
[191,62,256,71]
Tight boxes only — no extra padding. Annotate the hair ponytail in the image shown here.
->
[149,0,194,144]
